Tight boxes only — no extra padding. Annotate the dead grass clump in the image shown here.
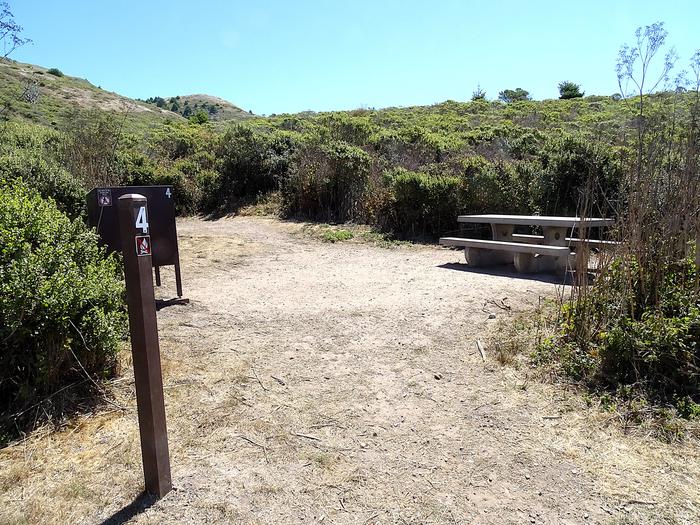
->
[487,299,559,367]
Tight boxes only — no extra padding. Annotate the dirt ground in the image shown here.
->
[1,216,699,525]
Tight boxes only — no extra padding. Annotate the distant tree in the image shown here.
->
[170,101,180,112]
[0,2,31,58]
[189,110,209,124]
[498,88,531,103]
[47,67,63,77]
[182,105,192,117]
[558,81,584,99]
[471,84,487,101]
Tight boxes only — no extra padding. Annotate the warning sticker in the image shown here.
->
[135,235,152,257]
[97,188,112,207]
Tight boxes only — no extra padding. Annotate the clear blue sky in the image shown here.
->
[8,0,699,115]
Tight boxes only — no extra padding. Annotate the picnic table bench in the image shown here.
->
[440,214,616,273]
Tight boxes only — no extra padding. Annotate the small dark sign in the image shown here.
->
[97,188,113,207]
[135,235,152,256]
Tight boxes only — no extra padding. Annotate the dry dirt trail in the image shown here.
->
[1,217,699,525]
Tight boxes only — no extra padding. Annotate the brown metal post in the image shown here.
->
[174,260,183,298]
[118,194,172,498]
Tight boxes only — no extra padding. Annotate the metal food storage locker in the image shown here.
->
[87,185,183,297]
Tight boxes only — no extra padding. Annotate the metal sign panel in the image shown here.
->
[87,185,183,296]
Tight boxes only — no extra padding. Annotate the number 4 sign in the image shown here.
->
[135,206,149,233]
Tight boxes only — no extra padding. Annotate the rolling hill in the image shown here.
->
[0,59,253,131]
[140,93,254,122]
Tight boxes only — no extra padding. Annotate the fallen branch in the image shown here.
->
[235,434,269,463]
[251,365,268,391]
[292,432,321,441]
[486,298,511,312]
[476,340,486,362]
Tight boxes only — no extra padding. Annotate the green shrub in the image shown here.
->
[280,140,370,222]
[533,135,622,215]
[459,156,533,215]
[208,127,295,212]
[543,256,699,414]
[47,68,64,77]
[0,123,85,217]
[382,168,461,239]
[189,110,209,124]
[0,177,126,420]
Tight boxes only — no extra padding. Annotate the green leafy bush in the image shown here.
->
[382,168,461,239]
[322,229,354,243]
[0,177,126,418]
[533,135,622,215]
[46,67,63,77]
[459,156,530,214]
[542,257,699,416]
[189,110,209,124]
[280,140,370,223]
[0,122,85,217]
[207,126,295,213]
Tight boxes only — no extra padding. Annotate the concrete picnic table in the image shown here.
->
[457,214,615,245]
[441,214,616,273]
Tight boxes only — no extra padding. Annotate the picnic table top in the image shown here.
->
[457,214,615,227]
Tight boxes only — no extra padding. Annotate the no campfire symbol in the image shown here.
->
[135,235,152,257]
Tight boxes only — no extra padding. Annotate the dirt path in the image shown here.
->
[1,217,699,525]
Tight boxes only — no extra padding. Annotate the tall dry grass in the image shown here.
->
[557,32,700,414]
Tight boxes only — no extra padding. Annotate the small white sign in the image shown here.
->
[135,206,149,234]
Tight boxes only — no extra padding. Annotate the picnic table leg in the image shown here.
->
[491,223,514,242]
[542,226,571,274]
[488,223,516,264]
[464,223,516,267]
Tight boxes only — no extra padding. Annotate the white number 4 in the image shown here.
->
[135,206,149,233]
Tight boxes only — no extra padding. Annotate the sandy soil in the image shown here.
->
[1,216,699,525]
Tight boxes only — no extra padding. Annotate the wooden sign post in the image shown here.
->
[117,194,172,498]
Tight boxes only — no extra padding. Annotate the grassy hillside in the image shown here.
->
[0,59,254,131]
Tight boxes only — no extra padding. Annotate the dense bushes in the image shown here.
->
[534,135,623,215]
[280,140,370,222]
[1,101,630,240]
[541,256,700,419]
[0,177,126,420]
[0,122,85,217]
[205,126,296,213]
[382,168,461,239]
